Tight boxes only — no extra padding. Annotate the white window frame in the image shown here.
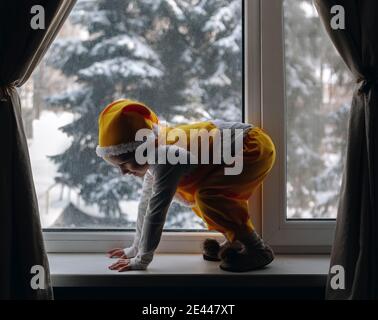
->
[260,0,335,253]
[43,0,336,254]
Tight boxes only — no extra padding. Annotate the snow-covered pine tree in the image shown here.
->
[198,0,243,121]
[46,0,164,220]
[157,0,243,122]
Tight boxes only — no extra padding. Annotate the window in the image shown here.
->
[261,0,352,250]
[22,0,350,253]
[22,0,244,234]
[284,0,353,220]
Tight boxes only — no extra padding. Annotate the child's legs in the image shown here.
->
[234,127,276,200]
[189,127,276,242]
[194,189,254,243]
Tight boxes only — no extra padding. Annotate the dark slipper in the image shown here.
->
[219,245,275,272]
[202,239,221,262]
[203,254,222,262]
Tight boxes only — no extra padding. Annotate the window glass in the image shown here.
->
[284,0,353,219]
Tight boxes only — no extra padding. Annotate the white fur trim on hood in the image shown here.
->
[96,127,158,158]
[96,141,143,158]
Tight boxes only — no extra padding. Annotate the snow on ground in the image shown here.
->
[28,111,73,195]
[28,111,73,227]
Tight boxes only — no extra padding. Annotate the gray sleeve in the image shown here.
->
[123,171,154,258]
[129,161,189,270]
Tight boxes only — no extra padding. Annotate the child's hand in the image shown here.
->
[109,258,131,272]
[107,248,127,259]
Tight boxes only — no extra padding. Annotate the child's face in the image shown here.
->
[104,154,149,178]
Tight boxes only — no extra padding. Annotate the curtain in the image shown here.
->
[0,0,76,300]
[314,0,378,300]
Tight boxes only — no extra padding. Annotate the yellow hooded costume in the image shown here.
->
[97,99,276,243]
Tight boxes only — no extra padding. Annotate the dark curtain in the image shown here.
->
[314,0,378,300]
[0,0,76,300]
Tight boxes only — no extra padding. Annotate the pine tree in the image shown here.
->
[46,0,164,220]
[154,0,243,122]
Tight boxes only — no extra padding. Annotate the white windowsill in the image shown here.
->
[49,253,330,288]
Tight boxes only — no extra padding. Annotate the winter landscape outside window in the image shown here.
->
[22,0,244,230]
[284,0,353,220]
[21,0,353,233]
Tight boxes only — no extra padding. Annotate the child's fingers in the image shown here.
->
[109,252,122,258]
[109,260,125,270]
[109,263,119,270]
[109,260,124,268]
[109,259,130,270]
[118,266,131,272]
[108,249,123,258]
[118,262,131,272]
[107,248,122,255]
[107,250,118,257]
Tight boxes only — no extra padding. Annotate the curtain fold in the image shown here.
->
[0,0,76,300]
[314,0,378,300]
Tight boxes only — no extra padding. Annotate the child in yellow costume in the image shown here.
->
[97,99,276,272]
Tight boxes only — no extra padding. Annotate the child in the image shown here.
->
[97,99,276,272]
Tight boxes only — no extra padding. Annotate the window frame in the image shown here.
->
[43,0,336,254]
[260,0,335,253]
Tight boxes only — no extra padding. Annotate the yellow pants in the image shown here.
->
[177,127,276,242]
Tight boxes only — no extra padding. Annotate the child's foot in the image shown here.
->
[219,234,274,272]
[202,239,242,262]
[202,239,222,261]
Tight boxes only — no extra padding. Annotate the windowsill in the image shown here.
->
[48,253,329,288]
